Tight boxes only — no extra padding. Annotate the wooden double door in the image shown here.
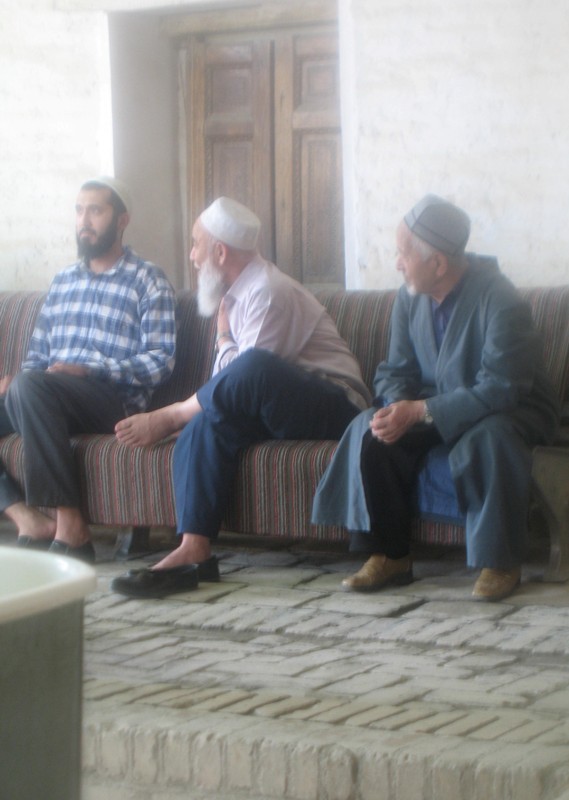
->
[183,22,344,288]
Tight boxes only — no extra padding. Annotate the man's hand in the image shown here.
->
[369,400,426,444]
[216,297,231,340]
[47,363,91,377]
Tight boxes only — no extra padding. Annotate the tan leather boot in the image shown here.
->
[471,567,521,602]
[342,554,413,592]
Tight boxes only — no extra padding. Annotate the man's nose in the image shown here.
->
[78,211,90,229]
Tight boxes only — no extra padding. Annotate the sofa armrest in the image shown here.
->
[532,446,569,582]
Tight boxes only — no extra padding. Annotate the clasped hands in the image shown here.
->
[369,400,426,445]
[0,363,90,395]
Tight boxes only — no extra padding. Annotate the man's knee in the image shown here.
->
[450,414,530,481]
[6,370,46,406]
[5,371,57,427]
[458,414,520,452]
[230,349,280,379]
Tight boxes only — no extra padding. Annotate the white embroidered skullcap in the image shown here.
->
[200,197,261,251]
[82,176,133,216]
[404,194,470,256]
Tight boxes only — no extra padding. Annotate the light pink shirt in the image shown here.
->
[214,256,371,409]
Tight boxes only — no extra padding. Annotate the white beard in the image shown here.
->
[404,282,417,297]
[197,257,226,317]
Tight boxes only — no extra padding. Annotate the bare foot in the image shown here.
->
[115,409,176,447]
[5,503,56,541]
[151,533,212,570]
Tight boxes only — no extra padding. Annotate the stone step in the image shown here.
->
[82,702,569,800]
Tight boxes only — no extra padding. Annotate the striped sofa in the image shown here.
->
[0,287,568,577]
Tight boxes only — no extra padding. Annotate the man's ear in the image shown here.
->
[117,211,130,235]
[216,241,229,265]
[433,251,449,278]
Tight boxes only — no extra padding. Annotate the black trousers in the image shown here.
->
[351,425,443,559]
[5,371,125,509]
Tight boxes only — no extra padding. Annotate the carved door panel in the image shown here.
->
[185,25,343,288]
[187,38,274,262]
[274,31,344,285]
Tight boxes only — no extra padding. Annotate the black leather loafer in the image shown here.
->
[194,556,221,582]
[48,540,96,564]
[111,565,200,599]
[140,556,220,584]
[16,535,53,551]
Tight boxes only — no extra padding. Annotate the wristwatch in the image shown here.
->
[423,401,434,425]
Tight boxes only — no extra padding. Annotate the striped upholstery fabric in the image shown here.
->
[314,290,396,388]
[0,286,567,546]
[0,292,46,377]
[519,286,569,401]
[148,291,216,408]
[227,439,346,541]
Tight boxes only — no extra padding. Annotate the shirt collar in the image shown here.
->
[74,246,131,277]
[224,255,265,304]
[431,272,465,311]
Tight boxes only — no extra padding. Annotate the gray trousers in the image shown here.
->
[5,371,125,509]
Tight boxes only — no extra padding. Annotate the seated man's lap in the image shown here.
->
[198,349,359,441]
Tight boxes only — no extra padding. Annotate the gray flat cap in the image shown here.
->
[404,194,470,256]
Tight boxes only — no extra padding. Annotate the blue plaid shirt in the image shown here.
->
[23,247,176,414]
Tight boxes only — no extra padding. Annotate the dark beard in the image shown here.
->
[77,215,119,261]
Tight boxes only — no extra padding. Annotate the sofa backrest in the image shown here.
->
[1,285,568,407]
[0,290,216,408]
[314,290,396,391]
[151,286,569,404]
[518,286,569,403]
[316,287,569,403]
[0,292,46,378]
[148,290,215,409]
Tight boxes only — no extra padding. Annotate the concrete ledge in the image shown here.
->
[82,703,569,800]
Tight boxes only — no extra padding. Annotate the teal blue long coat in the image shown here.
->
[312,256,560,568]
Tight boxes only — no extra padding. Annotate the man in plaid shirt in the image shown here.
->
[0,177,176,562]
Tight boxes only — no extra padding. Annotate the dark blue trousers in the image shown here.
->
[173,349,361,538]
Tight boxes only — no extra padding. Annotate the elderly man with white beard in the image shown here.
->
[113,196,370,598]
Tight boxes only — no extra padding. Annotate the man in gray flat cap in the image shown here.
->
[312,194,559,601]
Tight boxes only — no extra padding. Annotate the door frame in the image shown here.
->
[163,0,341,289]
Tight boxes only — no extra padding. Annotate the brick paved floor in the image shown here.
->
[3,523,569,799]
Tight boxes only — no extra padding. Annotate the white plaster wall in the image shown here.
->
[108,12,183,287]
[340,0,569,289]
[0,0,112,290]
[2,0,568,291]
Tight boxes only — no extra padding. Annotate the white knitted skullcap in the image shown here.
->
[82,176,133,216]
[200,197,260,251]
